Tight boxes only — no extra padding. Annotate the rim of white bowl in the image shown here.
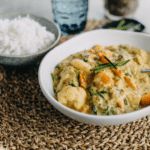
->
[38,29,150,120]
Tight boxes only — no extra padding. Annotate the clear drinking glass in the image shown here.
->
[52,0,88,36]
[104,0,138,20]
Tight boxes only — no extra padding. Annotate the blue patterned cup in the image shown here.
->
[52,0,88,36]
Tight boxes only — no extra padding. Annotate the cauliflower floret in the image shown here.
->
[57,86,87,110]
[139,49,148,63]
[93,70,114,88]
[126,93,141,106]
[93,44,105,51]
[57,66,78,92]
[72,59,92,74]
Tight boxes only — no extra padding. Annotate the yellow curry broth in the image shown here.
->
[52,44,150,115]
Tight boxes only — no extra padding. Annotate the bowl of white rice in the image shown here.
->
[0,14,61,66]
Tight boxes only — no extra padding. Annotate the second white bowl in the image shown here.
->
[38,29,150,126]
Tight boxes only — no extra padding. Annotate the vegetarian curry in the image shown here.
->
[51,44,150,115]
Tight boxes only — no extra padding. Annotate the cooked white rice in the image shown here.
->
[0,15,55,55]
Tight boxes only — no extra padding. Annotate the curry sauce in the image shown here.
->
[51,44,150,115]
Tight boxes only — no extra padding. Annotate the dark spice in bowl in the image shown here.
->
[105,0,138,17]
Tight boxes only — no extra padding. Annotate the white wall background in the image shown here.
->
[0,0,150,33]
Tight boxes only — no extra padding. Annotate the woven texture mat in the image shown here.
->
[0,20,150,150]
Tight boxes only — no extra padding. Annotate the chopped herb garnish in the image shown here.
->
[87,87,108,101]
[98,90,110,101]
[90,59,130,73]
[116,89,122,95]
[53,87,57,93]
[87,87,97,96]
[122,46,128,49]
[135,107,139,110]
[89,98,97,115]
[75,70,79,78]
[105,105,109,111]
[106,112,109,115]
[97,92,106,101]
[83,55,88,62]
[104,56,117,70]
[97,62,102,66]
[99,91,109,94]
[124,98,128,105]
[87,87,92,96]
[69,83,76,87]
[114,77,119,81]
[111,49,116,52]
[51,73,54,80]
[149,75,150,77]
[55,76,60,80]
[118,55,124,60]
[103,106,114,115]
[92,103,97,115]
[110,107,114,114]
[91,89,97,96]
[95,57,102,65]
[94,57,100,61]
[117,59,130,66]
[125,73,132,77]
[55,64,60,69]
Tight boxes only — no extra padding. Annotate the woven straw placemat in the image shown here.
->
[0,20,150,150]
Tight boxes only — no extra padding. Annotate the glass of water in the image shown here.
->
[52,0,88,36]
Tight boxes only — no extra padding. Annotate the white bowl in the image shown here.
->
[38,29,150,126]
